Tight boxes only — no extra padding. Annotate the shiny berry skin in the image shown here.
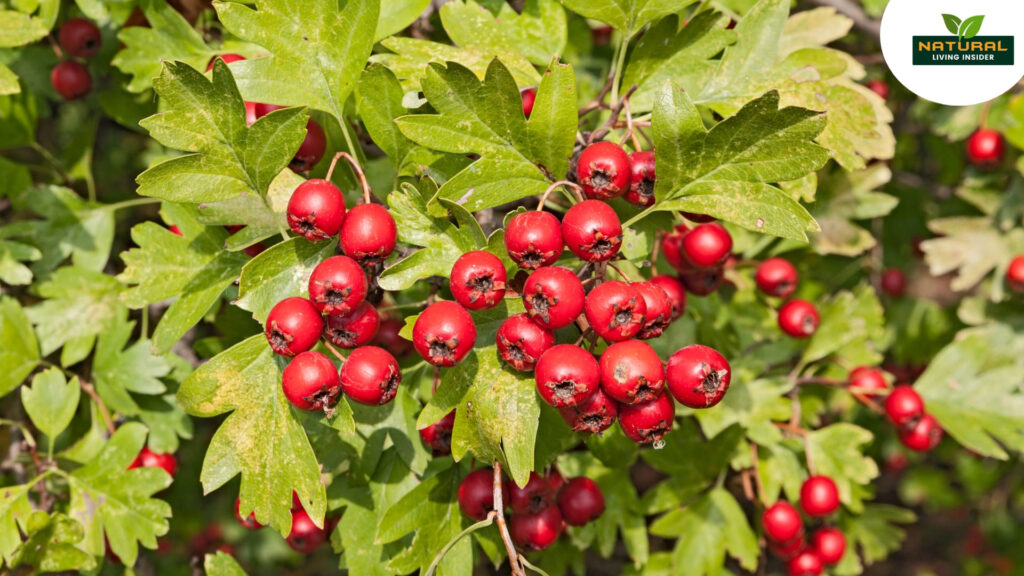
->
[618,392,674,444]
[450,251,507,310]
[584,281,647,342]
[339,203,397,266]
[496,313,555,372]
[128,447,178,477]
[521,87,537,118]
[867,79,889,100]
[535,345,600,407]
[234,498,264,530]
[324,301,379,349]
[59,18,102,59]
[265,297,323,356]
[778,299,819,338]
[633,281,673,339]
[800,476,840,517]
[966,129,1005,169]
[168,225,183,236]
[1006,256,1024,292]
[848,366,888,396]
[339,346,401,405]
[881,267,906,297]
[576,141,631,200]
[762,501,803,543]
[666,345,731,409]
[755,258,798,299]
[900,413,943,451]
[884,385,925,427]
[505,211,563,269]
[559,388,619,434]
[557,477,605,526]
[412,301,477,366]
[509,472,554,514]
[624,151,656,207]
[291,119,327,173]
[522,266,585,329]
[419,410,456,456]
[679,265,724,296]
[812,528,846,565]
[376,318,413,358]
[681,223,732,269]
[599,340,665,405]
[286,508,326,554]
[660,226,689,272]
[287,179,346,241]
[562,200,623,262]
[510,506,564,551]
[788,550,824,576]
[308,255,368,316]
[458,469,508,521]
[649,275,686,320]
[51,61,92,100]
[282,351,341,411]
[254,103,285,118]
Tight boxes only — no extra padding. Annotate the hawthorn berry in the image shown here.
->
[496,313,555,372]
[592,25,613,46]
[812,528,846,565]
[867,79,889,100]
[681,223,732,269]
[339,346,401,405]
[848,366,888,396]
[128,446,178,477]
[1006,256,1024,292]
[682,211,716,223]
[419,410,456,456]
[308,255,368,316]
[966,129,1005,169]
[633,281,673,339]
[450,250,507,310]
[59,18,102,59]
[778,299,819,338]
[800,476,840,517]
[559,388,619,434]
[291,120,327,173]
[234,498,264,530]
[458,468,508,521]
[679,265,724,296]
[535,344,600,407]
[884,385,924,428]
[755,258,798,299]
[762,501,803,543]
[599,340,665,405]
[522,266,585,330]
[412,301,477,366]
[505,211,563,269]
[509,472,555,514]
[282,351,341,411]
[339,203,397,266]
[562,200,623,262]
[286,508,326,554]
[881,267,906,297]
[576,141,631,200]
[584,281,647,341]
[618,392,674,445]
[51,61,92,100]
[376,318,413,358]
[624,151,656,207]
[547,469,566,494]
[324,301,379,349]
[207,53,245,71]
[265,297,323,356]
[510,506,564,551]
[287,179,346,241]
[769,534,806,560]
[168,225,183,236]
[557,477,605,526]
[649,275,687,320]
[788,549,824,576]
[659,224,689,272]
[666,344,731,409]
[521,87,537,118]
[900,413,943,452]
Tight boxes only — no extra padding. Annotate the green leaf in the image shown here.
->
[178,335,326,536]
[0,296,38,397]
[527,60,578,179]
[375,465,462,545]
[236,237,338,323]
[839,504,915,567]
[26,266,126,357]
[441,0,567,66]
[376,0,431,41]
[650,488,758,575]
[806,423,878,512]
[0,62,18,96]
[557,0,693,34]
[921,217,1011,293]
[9,185,113,274]
[0,9,50,48]
[801,285,886,367]
[642,421,743,502]
[811,164,896,256]
[205,551,249,576]
[357,65,416,166]
[0,482,33,564]
[959,15,984,40]
[112,0,214,93]
[695,378,791,446]
[9,512,95,572]
[942,14,962,35]
[92,317,171,416]
[21,368,80,442]
[375,37,541,92]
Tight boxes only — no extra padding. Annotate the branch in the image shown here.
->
[81,380,116,435]
[493,462,526,576]
[804,0,880,39]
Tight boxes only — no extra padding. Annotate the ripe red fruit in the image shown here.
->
[51,61,92,100]
[522,266,585,330]
[282,351,341,411]
[339,203,397,266]
[521,87,537,118]
[584,281,647,341]
[681,223,732,269]
[557,477,605,526]
[547,470,566,494]
[450,251,507,310]
[633,281,673,339]
[168,225,183,236]
[510,506,564,551]
[286,508,326,554]
[339,346,401,405]
[848,366,888,396]
[649,275,686,320]
[660,225,689,272]
[376,318,413,358]
[505,211,563,269]
[291,119,327,173]
[884,385,925,427]
[287,179,346,241]
[966,129,1005,169]
[308,255,368,316]
[562,200,623,262]
[234,498,264,530]
[812,528,846,565]
[412,301,477,366]
[599,340,665,405]
[559,388,619,434]
[800,476,840,517]
[867,79,889,100]
[419,410,456,456]
[666,344,731,409]
[618,392,674,444]
[265,297,323,356]
[788,549,824,576]
[324,301,379,349]
[534,344,600,407]
[769,534,806,560]
[755,258,798,299]
[128,446,178,477]
[679,265,724,296]
[207,53,245,71]
[1006,256,1024,292]
[509,472,554,514]
[762,501,803,543]
[576,141,631,200]
[624,151,656,207]
[900,413,943,451]
[778,299,819,338]
[881,267,906,297]
[496,313,555,372]
[592,25,613,46]
[59,18,102,59]
[254,103,285,118]
[682,211,716,223]
[458,468,508,521]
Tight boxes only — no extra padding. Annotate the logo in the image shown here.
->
[911,14,1014,66]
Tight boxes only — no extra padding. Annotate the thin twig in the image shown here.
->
[493,462,526,576]
[80,381,116,435]
[322,340,348,364]
[537,180,585,209]
[605,262,634,283]
[331,152,374,204]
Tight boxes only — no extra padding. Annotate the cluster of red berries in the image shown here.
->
[659,221,731,296]
[753,257,821,339]
[885,384,943,452]
[457,468,605,552]
[128,445,178,477]
[51,18,101,100]
[234,493,336,554]
[762,476,845,575]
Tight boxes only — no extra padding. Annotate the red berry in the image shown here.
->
[282,351,341,411]
[681,223,732,269]
[755,258,798,299]
[265,297,323,356]
[867,79,889,100]
[559,388,619,434]
[800,476,840,517]
[769,534,806,560]
[458,468,508,521]
[584,280,648,342]
[339,346,401,405]
[562,200,623,262]
[521,87,537,118]
[762,501,803,543]
[900,413,943,452]
[324,301,379,349]
[812,528,846,565]
[522,266,585,329]
[666,344,731,409]
[207,53,245,71]
[599,340,665,405]
[168,225,183,236]
[618,392,674,444]
[287,179,346,241]
[510,506,564,551]
[547,470,566,494]
[557,477,605,526]
[682,212,716,223]
[450,251,507,310]
[660,225,689,272]
[505,211,563,269]
[286,508,326,554]
[633,281,673,339]
[291,120,326,173]
[234,498,264,530]
[884,385,924,428]
[848,366,888,396]
[624,151,656,207]
[788,549,824,576]
[412,301,477,366]
[679,265,724,296]
[592,25,613,46]
[51,61,92,100]
[535,344,600,407]
[1006,256,1024,292]
[339,203,397,266]
[778,299,819,338]
[59,18,102,59]
[881,268,906,297]
[509,472,554,514]
[649,275,686,320]
[375,318,413,358]
[128,446,178,477]
[966,129,1005,169]
[254,103,285,118]
[496,313,555,372]
[308,255,368,316]
[419,410,456,456]
[576,142,631,200]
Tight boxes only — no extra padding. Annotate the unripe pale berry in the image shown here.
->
[308,255,368,316]
[287,179,346,241]
[885,385,924,428]
[522,266,585,330]
[496,313,555,372]
[562,200,623,262]
[666,344,731,409]
[266,297,323,356]
[778,299,819,338]
[282,351,341,411]
[340,203,397,266]
[510,505,564,551]
[339,346,401,405]
[450,250,507,310]
[59,18,102,59]
[412,301,477,367]
[559,388,619,434]
[584,281,647,342]
[599,340,665,405]
[576,141,631,200]
[557,477,605,526]
[800,475,840,517]
[535,344,600,408]
[618,392,674,444]
[633,281,673,339]
[323,301,379,349]
[624,151,656,207]
[505,211,563,269]
[755,258,798,299]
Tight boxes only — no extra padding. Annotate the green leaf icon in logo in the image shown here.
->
[942,14,962,35]
[959,15,985,40]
